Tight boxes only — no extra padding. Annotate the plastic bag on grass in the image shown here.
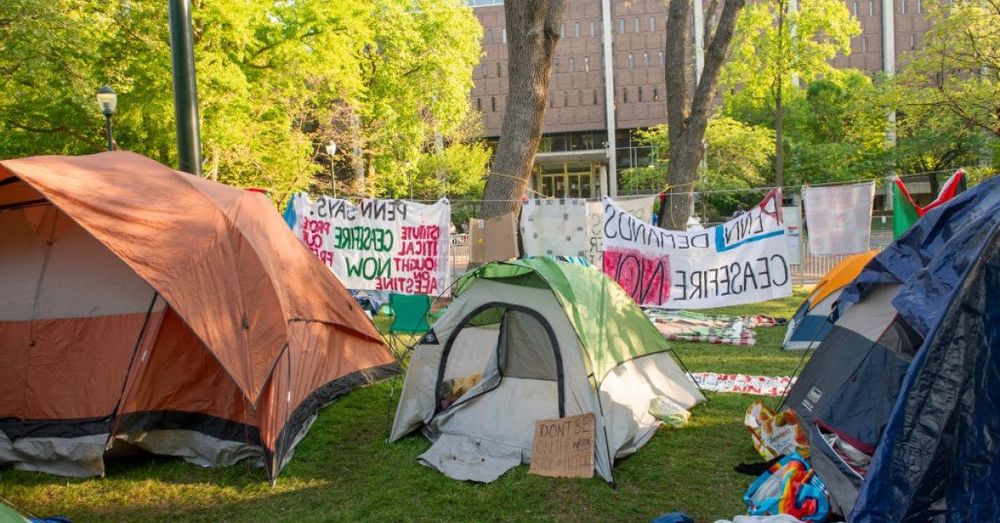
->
[744,401,809,460]
[743,452,829,522]
[649,397,691,427]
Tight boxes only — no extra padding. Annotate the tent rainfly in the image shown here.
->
[784,174,1000,521]
[390,258,705,484]
[782,250,877,350]
[0,152,398,479]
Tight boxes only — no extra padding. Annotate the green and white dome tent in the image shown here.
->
[390,257,705,484]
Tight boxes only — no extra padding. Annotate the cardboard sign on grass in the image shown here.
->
[528,413,595,479]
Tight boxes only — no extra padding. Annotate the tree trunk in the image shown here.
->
[479,0,565,219]
[658,0,746,230]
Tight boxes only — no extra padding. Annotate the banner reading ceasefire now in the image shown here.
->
[601,189,791,309]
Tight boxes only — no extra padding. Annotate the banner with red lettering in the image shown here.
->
[288,194,450,295]
[601,189,791,309]
[691,373,796,397]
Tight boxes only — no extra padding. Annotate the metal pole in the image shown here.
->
[104,115,114,152]
[330,163,338,199]
[168,0,203,176]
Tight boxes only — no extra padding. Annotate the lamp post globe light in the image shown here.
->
[95,85,117,152]
[325,141,337,198]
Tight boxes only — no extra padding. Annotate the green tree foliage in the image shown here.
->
[890,0,999,172]
[620,117,774,220]
[724,0,859,100]
[0,0,485,205]
[725,69,891,186]
[723,0,860,184]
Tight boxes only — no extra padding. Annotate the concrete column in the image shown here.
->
[693,0,705,84]
[883,0,897,211]
[600,0,618,197]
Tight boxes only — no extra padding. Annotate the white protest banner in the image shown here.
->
[289,194,450,295]
[803,182,874,256]
[520,198,589,257]
[602,189,791,309]
[586,195,656,266]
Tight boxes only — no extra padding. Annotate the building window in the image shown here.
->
[852,2,858,16]
[476,98,481,111]
[628,53,635,68]
[575,21,580,37]
[497,62,503,77]
[649,16,655,32]
[491,96,496,111]
[653,87,659,101]
[486,29,493,45]
[593,90,598,105]
[869,0,874,15]
[578,90,584,105]
[643,51,650,67]
[560,23,565,37]
[550,95,555,109]
[909,34,916,49]
[638,86,644,102]
[916,0,922,12]
[584,56,590,72]
[590,21,596,37]
[619,18,625,34]
[563,92,569,107]
[569,57,575,72]
[900,0,906,14]
[659,50,664,65]
[481,63,488,78]
[502,28,507,43]
[554,58,560,73]
[623,87,628,103]
[634,17,640,33]
[861,35,868,52]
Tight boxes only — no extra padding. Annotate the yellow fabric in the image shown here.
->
[807,250,879,310]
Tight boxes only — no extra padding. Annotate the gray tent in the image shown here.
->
[390,258,704,484]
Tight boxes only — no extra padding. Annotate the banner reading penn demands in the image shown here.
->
[601,189,791,309]
[289,194,450,295]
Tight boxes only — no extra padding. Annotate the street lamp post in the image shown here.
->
[95,86,117,151]
[325,141,337,198]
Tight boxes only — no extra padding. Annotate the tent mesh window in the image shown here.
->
[435,304,564,417]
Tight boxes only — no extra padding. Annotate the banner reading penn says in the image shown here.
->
[602,189,791,309]
[290,194,450,295]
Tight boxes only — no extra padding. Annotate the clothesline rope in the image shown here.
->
[297,167,964,204]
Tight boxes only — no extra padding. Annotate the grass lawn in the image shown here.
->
[0,288,811,522]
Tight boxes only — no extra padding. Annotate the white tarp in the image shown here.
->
[782,205,802,265]
[520,198,589,257]
[288,194,450,295]
[803,182,874,256]
[601,189,792,309]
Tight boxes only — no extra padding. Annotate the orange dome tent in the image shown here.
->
[0,152,398,479]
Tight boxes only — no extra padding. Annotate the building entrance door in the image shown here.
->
[536,161,600,199]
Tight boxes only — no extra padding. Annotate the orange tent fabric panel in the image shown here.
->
[807,250,879,310]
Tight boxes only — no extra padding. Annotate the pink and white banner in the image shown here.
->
[601,189,791,309]
[691,372,796,397]
[289,194,450,295]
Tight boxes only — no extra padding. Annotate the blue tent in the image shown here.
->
[785,174,1000,520]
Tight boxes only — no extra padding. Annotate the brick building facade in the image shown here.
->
[468,0,931,198]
